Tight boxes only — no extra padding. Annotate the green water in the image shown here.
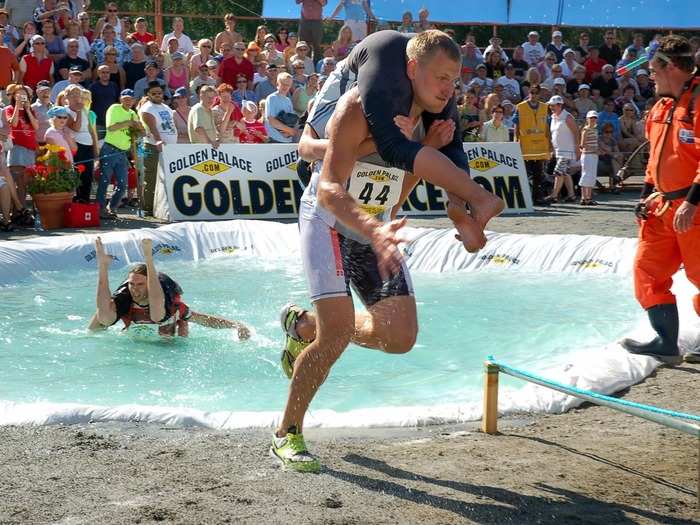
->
[0,255,641,414]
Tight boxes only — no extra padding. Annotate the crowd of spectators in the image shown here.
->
[0,1,699,228]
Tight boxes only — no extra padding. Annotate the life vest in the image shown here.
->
[516,100,551,161]
[112,273,190,335]
[644,74,700,193]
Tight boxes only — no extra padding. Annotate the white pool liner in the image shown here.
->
[1,220,698,429]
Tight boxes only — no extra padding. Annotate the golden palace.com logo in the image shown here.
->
[169,149,254,177]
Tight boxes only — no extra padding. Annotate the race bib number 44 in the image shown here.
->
[346,162,403,216]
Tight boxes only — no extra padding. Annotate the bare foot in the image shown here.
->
[447,201,487,253]
[449,190,504,230]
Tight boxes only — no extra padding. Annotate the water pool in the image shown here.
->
[0,253,644,423]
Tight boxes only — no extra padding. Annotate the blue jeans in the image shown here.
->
[96,142,129,210]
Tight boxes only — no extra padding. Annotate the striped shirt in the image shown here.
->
[581,126,599,154]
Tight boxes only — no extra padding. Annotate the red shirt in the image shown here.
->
[297,0,325,20]
[237,120,268,143]
[583,57,607,83]
[219,56,253,87]
[4,106,37,150]
[0,47,19,89]
[21,54,53,90]
[129,32,155,45]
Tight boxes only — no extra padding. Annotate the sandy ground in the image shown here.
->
[2,191,698,524]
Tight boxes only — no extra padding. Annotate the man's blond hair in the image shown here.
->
[406,29,461,64]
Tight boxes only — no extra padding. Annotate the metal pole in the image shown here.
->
[482,361,500,434]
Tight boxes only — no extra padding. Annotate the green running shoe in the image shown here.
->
[270,430,320,473]
[280,303,310,379]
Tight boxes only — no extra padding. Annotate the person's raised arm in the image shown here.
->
[92,236,117,328]
[140,238,166,322]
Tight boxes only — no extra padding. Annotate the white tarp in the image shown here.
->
[0,221,697,429]
[153,142,532,222]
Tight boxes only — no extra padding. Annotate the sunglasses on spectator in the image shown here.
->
[108,9,117,12]
[54,115,69,120]
[201,44,211,48]
[295,66,304,69]
[105,52,117,56]
[237,80,247,84]
[493,109,504,113]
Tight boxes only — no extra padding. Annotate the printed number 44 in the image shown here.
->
[358,182,390,205]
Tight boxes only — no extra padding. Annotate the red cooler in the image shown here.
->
[64,202,101,228]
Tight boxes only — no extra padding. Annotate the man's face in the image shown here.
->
[604,101,614,112]
[168,39,178,52]
[296,46,308,58]
[136,20,146,32]
[268,69,279,82]
[66,41,79,57]
[103,29,115,41]
[69,72,82,84]
[605,33,615,45]
[98,68,110,82]
[233,44,245,57]
[528,34,538,44]
[201,90,216,106]
[174,20,184,33]
[602,68,612,78]
[121,96,134,108]
[38,88,51,101]
[551,102,562,114]
[148,87,163,103]
[409,51,461,114]
[127,273,148,302]
[529,89,540,101]
[146,65,158,78]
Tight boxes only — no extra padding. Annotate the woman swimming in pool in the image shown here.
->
[88,237,250,339]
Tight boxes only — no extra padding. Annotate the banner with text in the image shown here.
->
[156,142,532,222]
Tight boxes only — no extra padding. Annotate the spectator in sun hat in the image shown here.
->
[206,58,221,84]
[44,105,76,163]
[559,48,578,79]
[522,30,545,66]
[170,86,191,143]
[546,30,566,62]
[290,40,314,75]
[578,109,599,205]
[261,33,285,68]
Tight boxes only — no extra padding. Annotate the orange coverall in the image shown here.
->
[634,76,700,315]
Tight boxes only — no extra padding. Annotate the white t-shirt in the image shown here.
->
[496,76,520,101]
[139,101,178,145]
[521,41,545,66]
[69,108,93,146]
[550,110,577,159]
[160,32,195,54]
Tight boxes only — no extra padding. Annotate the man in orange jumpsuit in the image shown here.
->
[621,36,700,364]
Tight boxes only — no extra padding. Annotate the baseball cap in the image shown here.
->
[578,83,590,91]
[636,69,649,77]
[552,31,562,38]
[206,59,219,68]
[171,51,184,61]
[501,100,514,107]
[167,36,178,43]
[69,65,83,73]
[173,87,188,98]
[586,110,599,119]
[30,35,45,44]
[563,48,575,56]
[145,60,159,69]
[266,63,278,70]
[120,89,135,98]
[528,31,539,37]
[553,78,566,85]
[475,63,487,70]
[264,33,276,42]
[296,40,309,49]
[288,32,297,38]
[547,95,564,105]
[36,83,51,93]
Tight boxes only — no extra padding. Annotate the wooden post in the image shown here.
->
[482,361,499,434]
[154,0,163,43]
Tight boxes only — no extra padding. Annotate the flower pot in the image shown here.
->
[32,192,74,229]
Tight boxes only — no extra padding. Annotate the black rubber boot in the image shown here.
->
[620,303,682,365]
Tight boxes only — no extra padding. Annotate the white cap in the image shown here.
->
[563,48,575,56]
[528,31,539,37]
[578,83,591,91]
[548,95,564,105]
[636,69,649,77]
[552,31,562,38]
[586,110,599,119]
[553,77,566,85]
